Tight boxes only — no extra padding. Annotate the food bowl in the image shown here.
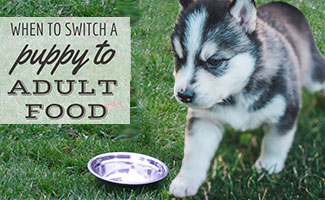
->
[88,152,169,185]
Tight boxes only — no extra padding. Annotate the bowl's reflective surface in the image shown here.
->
[88,152,169,185]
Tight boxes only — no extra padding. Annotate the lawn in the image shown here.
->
[0,0,324,199]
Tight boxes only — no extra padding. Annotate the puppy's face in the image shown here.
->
[171,0,258,108]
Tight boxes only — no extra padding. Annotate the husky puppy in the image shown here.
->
[169,0,325,197]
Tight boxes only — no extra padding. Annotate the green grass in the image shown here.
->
[0,0,140,24]
[0,0,324,199]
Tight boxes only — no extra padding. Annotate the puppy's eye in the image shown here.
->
[207,58,229,66]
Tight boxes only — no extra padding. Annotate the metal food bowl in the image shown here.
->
[88,152,169,185]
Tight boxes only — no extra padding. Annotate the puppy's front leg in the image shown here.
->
[169,113,223,197]
[254,123,296,174]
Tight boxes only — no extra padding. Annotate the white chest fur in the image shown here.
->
[191,94,287,131]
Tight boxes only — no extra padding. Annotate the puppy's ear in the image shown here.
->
[179,0,195,10]
[229,0,257,33]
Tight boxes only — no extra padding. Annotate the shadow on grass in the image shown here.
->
[94,178,164,194]
[314,92,325,111]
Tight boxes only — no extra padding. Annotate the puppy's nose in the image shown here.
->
[177,89,195,103]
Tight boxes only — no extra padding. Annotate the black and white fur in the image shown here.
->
[169,0,325,197]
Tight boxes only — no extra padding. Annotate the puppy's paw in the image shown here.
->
[169,174,203,198]
[254,156,285,174]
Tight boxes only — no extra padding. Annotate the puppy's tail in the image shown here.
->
[303,44,325,93]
